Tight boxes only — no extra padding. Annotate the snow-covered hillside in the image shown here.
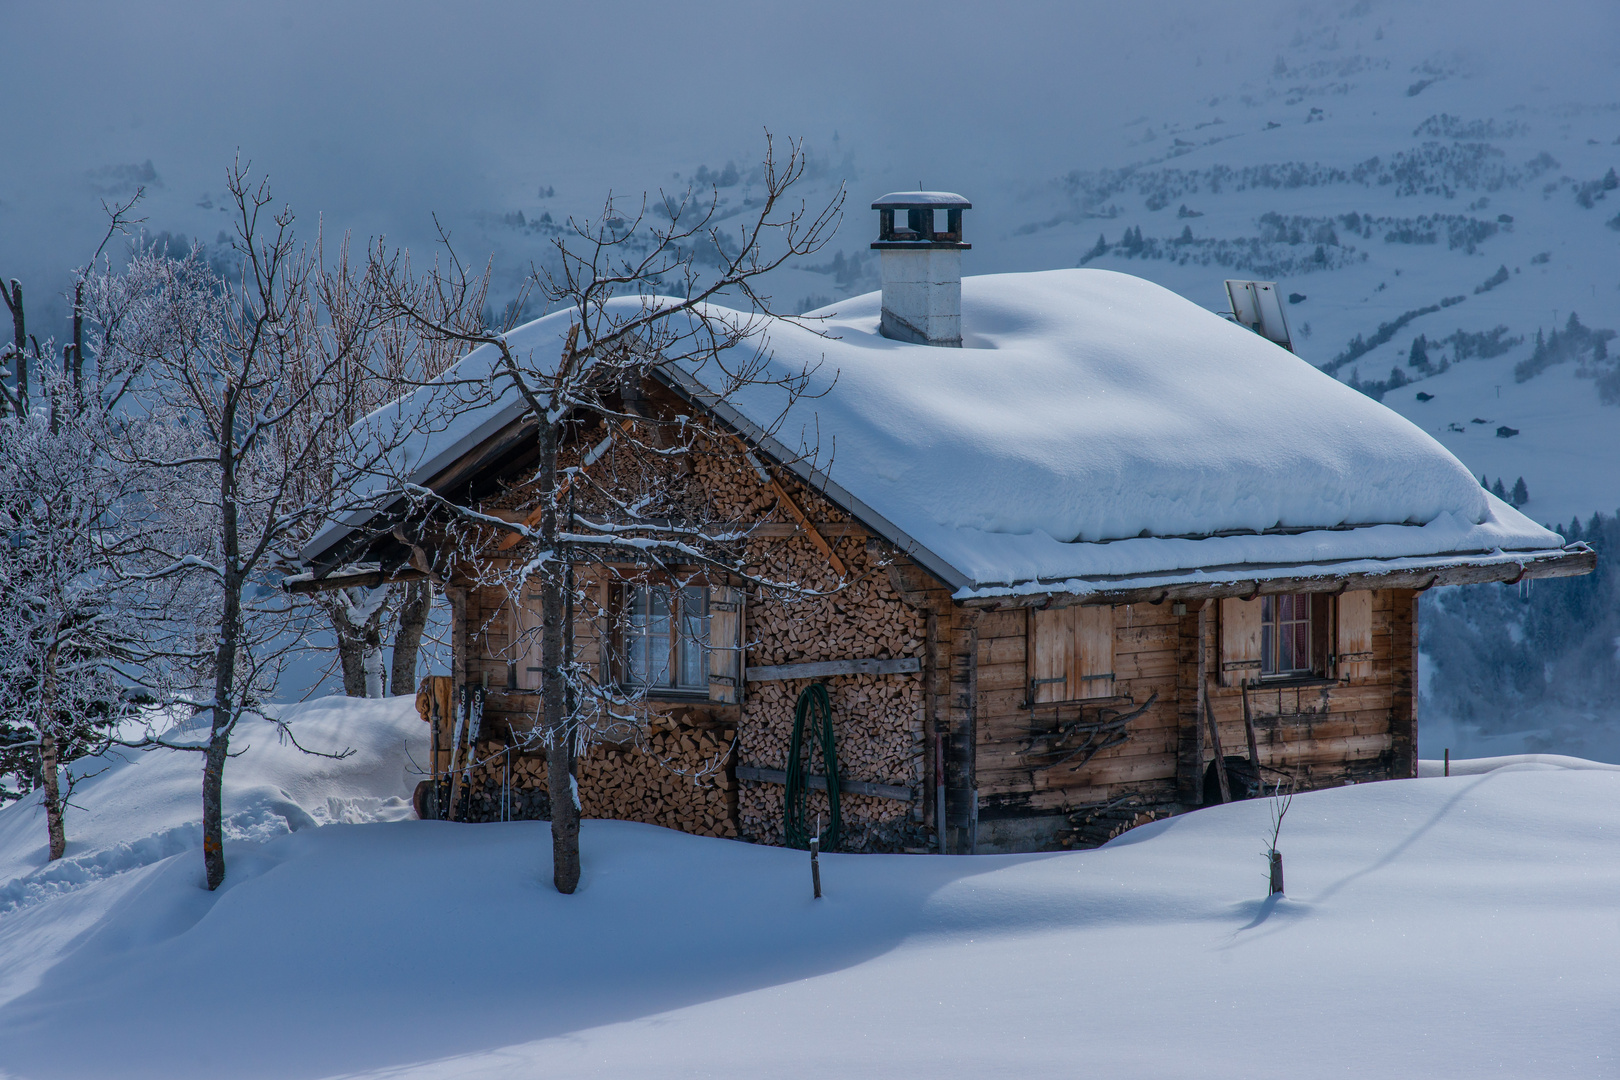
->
[0,697,1615,1079]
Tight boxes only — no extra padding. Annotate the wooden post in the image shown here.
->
[1444,748,1450,777]
[1202,686,1231,803]
[1390,589,1419,779]
[1241,681,1262,778]
[810,833,822,899]
[1176,601,1207,804]
[1269,851,1284,895]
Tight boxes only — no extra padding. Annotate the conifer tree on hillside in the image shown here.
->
[1408,334,1429,369]
[1511,477,1529,507]
[1491,478,1508,500]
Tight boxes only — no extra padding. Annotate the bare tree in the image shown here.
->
[99,162,427,890]
[372,134,844,892]
[1265,779,1294,896]
[292,241,484,697]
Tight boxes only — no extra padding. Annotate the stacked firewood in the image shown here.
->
[462,716,739,838]
[734,515,929,851]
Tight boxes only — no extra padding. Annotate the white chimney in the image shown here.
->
[872,191,971,347]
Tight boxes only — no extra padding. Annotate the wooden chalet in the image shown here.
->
[298,193,1595,853]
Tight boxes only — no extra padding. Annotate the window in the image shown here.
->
[620,584,710,694]
[1221,594,1332,685]
[1261,594,1313,676]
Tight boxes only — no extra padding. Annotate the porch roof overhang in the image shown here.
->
[954,542,1595,609]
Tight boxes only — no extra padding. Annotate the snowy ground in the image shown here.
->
[0,697,1616,1079]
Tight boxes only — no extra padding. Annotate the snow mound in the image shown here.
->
[310,270,1564,594]
[1417,752,1620,777]
[0,696,426,918]
[0,701,1616,1079]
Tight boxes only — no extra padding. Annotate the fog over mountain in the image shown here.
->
[4,0,1618,755]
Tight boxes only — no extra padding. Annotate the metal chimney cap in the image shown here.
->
[871,191,972,210]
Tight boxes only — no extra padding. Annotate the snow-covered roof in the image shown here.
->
[305,269,1574,598]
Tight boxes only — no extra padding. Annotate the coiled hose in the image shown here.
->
[783,682,841,851]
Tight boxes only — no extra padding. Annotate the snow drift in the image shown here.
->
[0,698,1616,1079]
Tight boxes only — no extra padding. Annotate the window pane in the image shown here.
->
[1261,621,1275,675]
[626,586,672,687]
[677,587,709,690]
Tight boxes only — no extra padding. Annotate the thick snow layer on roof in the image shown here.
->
[746,270,1564,586]
[309,269,1565,589]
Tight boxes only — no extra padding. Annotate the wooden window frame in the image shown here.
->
[1222,593,1333,687]
[1260,593,1330,679]
[614,581,711,698]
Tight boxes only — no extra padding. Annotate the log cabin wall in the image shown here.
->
[709,458,930,853]
[435,569,742,837]
[432,430,932,851]
[974,601,1184,852]
[972,588,1417,852]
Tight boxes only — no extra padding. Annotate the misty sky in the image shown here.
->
[2,0,1614,329]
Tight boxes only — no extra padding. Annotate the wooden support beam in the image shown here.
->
[283,566,429,594]
[765,474,848,578]
[736,765,913,802]
[1202,685,1231,803]
[746,656,921,682]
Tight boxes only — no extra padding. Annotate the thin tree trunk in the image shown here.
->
[538,421,580,893]
[328,593,375,697]
[40,734,65,861]
[390,579,433,696]
[205,426,241,893]
[202,731,229,890]
[3,279,24,417]
[40,646,65,861]
[70,279,84,412]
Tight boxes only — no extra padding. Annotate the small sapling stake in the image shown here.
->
[810,813,823,899]
[1444,748,1450,777]
[1265,779,1293,896]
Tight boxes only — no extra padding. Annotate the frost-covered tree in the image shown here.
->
[0,194,164,856]
[96,162,434,889]
[0,381,152,855]
[370,135,844,893]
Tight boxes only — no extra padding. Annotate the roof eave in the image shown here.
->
[956,543,1595,609]
[300,396,535,574]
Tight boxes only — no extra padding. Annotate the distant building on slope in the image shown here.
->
[295,193,1593,854]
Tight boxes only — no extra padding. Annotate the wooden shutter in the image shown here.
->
[1076,605,1115,699]
[708,585,743,704]
[1030,605,1115,702]
[1031,607,1074,704]
[1219,597,1262,686]
[1336,590,1374,681]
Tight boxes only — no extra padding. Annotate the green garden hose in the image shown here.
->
[783,682,841,851]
